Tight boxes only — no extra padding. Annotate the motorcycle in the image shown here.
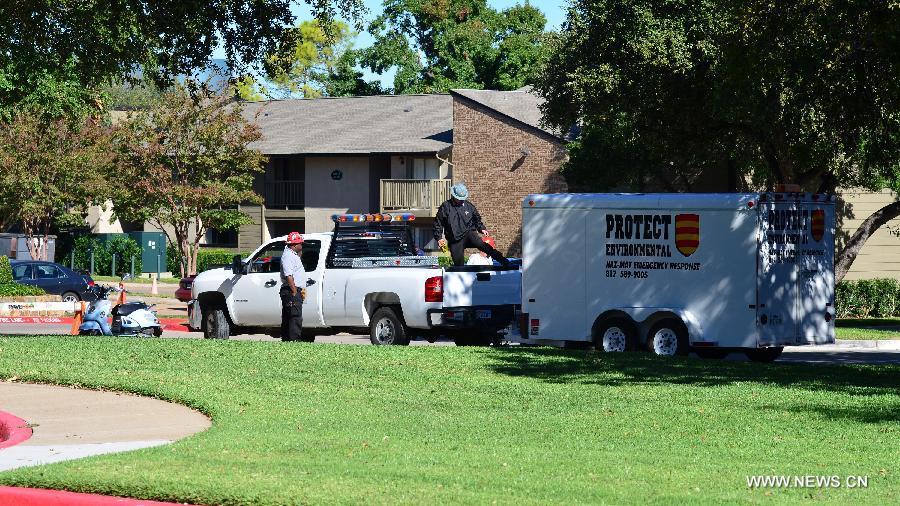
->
[79,284,163,337]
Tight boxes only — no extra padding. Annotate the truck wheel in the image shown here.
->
[745,347,784,362]
[594,318,636,352]
[648,319,689,357]
[203,308,230,340]
[370,307,409,345]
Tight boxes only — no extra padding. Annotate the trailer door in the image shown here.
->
[757,201,801,346]
[798,203,835,344]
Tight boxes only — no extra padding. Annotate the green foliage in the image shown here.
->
[0,283,45,297]
[835,279,900,318]
[537,0,900,194]
[168,243,248,276]
[0,254,45,296]
[70,235,143,277]
[360,0,550,93]
[0,112,114,258]
[0,255,12,284]
[0,1,366,116]
[112,85,265,277]
[0,339,898,503]
[100,79,163,111]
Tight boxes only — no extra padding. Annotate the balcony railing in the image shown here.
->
[265,181,304,209]
[380,179,451,216]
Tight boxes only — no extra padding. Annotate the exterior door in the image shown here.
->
[229,241,286,326]
[757,201,801,346]
[798,203,835,343]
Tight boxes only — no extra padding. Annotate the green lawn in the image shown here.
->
[836,319,900,340]
[0,337,897,505]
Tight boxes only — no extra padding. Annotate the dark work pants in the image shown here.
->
[448,231,509,267]
[279,287,303,341]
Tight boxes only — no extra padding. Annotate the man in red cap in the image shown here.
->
[280,231,306,341]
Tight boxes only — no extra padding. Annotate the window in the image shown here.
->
[328,224,415,267]
[204,228,238,247]
[12,264,32,280]
[300,240,321,271]
[410,225,439,251]
[407,157,440,180]
[250,241,285,274]
[35,264,63,279]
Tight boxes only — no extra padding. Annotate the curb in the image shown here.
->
[0,317,191,333]
[0,486,193,506]
[0,410,33,449]
[834,339,900,351]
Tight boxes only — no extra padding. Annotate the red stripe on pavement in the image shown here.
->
[0,411,33,449]
[0,317,195,333]
[0,486,194,506]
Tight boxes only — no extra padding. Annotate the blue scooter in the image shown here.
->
[79,284,162,337]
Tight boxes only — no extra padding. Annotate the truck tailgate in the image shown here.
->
[443,268,521,307]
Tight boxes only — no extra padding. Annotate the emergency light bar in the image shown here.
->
[331,213,416,223]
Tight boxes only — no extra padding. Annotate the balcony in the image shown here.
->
[265,181,304,209]
[380,179,451,217]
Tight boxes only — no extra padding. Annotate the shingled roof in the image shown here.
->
[241,94,453,155]
[449,86,567,140]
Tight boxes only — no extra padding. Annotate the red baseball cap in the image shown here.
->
[286,231,303,245]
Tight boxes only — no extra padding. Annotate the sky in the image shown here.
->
[212,0,569,88]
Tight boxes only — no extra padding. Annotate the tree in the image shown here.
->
[112,86,265,277]
[360,0,550,93]
[0,0,366,116]
[0,112,113,259]
[263,19,355,99]
[535,0,900,282]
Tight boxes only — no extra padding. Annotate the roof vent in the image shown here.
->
[403,107,412,112]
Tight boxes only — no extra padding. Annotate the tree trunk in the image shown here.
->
[835,200,900,283]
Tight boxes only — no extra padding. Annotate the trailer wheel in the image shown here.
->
[370,307,410,346]
[745,347,784,362]
[648,319,689,357]
[594,318,637,353]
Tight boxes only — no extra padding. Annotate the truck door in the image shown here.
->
[798,203,835,344]
[757,200,801,346]
[299,239,325,328]
[229,241,285,326]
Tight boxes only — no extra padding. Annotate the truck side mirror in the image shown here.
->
[231,255,244,275]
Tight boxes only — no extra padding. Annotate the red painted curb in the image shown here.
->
[0,410,32,449]
[0,317,194,333]
[0,486,195,506]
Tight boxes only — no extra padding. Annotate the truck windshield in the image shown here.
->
[328,224,416,267]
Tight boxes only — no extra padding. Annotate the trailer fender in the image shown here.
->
[613,308,705,344]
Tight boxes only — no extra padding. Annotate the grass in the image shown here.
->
[0,337,897,505]
[836,319,900,340]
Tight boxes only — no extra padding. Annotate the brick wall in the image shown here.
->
[452,96,567,256]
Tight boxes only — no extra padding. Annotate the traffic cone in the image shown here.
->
[70,302,86,335]
[117,282,126,305]
[151,275,159,295]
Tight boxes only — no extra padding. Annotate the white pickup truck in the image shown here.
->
[188,214,521,345]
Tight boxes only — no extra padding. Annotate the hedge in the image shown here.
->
[70,235,143,277]
[0,256,46,297]
[835,279,900,318]
[168,243,249,275]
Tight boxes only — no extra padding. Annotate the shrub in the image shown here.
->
[0,256,13,284]
[0,283,46,297]
[71,235,143,277]
[168,243,246,275]
[835,278,900,318]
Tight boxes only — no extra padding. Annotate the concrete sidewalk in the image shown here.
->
[0,382,210,472]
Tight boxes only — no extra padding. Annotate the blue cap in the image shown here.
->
[450,183,469,201]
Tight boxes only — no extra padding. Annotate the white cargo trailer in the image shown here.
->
[519,192,835,362]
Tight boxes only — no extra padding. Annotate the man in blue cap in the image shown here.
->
[433,183,510,267]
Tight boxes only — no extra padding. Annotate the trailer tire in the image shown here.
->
[203,308,230,340]
[647,319,689,357]
[594,318,637,353]
[694,348,729,359]
[369,307,409,346]
[745,347,784,362]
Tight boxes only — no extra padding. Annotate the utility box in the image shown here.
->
[128,232,167,274]
[0,233,56,261]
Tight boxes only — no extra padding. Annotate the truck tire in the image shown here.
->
[203,308,231,340]
[594,318,637,352]
[647,319,689,357]
[745,347,784,362]
[369,307,409,345]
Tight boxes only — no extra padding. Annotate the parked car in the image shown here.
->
[10,260,96,302]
